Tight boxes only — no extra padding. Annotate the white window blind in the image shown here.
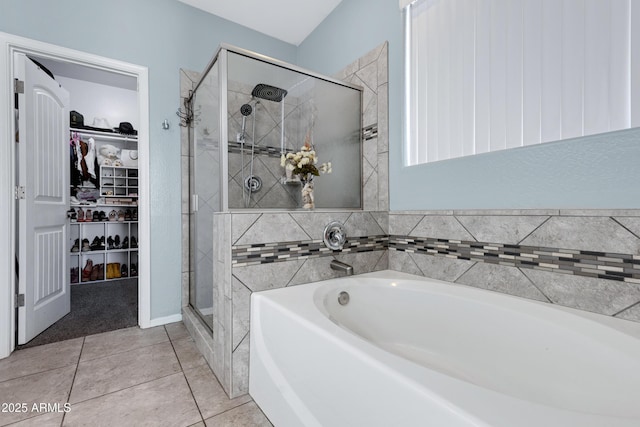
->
[403,0,640,166]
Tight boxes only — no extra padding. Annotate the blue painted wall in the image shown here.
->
[299,0,640,209]
[0,0,296,320]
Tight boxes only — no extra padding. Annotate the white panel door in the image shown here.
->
[15,53,70,344]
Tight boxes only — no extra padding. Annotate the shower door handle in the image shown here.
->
[192,194,199,213]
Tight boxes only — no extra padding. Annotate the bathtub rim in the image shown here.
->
[250,270,640,426]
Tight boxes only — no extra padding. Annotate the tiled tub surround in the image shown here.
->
[388,211,640,322]
[212,211,389,398]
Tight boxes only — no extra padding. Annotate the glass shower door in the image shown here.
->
[189,59,220,330]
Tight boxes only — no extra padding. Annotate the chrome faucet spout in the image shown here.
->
[330,260,354,276]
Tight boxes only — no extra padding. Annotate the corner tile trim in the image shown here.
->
[389,235,640,284]
[232,235,388,267]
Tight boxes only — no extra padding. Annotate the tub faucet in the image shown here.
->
[330,260,353,276]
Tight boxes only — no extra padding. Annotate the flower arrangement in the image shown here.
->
[280,134,332,209]
[280,139,332,182]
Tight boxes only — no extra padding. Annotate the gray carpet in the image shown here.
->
[17,279,138,349]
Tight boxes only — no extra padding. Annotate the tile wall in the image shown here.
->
[388,210,640,322]
[227,80,302,209]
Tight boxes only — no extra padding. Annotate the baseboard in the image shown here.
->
[144,313,182,328]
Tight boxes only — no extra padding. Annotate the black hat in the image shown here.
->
[70,111,84,128]
[116,122,137,135]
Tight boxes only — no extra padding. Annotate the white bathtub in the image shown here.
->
[249,270,640,427]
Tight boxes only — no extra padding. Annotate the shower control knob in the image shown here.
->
[323,221,347,251]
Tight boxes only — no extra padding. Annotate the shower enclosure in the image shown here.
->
[188,45,362,329]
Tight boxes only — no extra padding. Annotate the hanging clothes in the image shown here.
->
[85,137,96,179]
[70,132,82,187]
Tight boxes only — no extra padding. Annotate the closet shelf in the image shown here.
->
[70,127,138,143]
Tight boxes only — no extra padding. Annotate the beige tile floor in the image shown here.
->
[0,323,272,427]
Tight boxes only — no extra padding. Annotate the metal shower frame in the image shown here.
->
[187,43,364,212]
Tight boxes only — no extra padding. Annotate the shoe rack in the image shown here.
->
[69,212,139,284]
[100,165,138,199]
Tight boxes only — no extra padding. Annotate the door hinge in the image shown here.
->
[14,79,24,94]
[16,294,25,308]
[192,194,199,213]
[14,186,25,200]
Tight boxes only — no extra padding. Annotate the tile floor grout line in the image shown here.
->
[206,400,274,426]
[62,336,86,426]
[79,336,171,364]
[66,371,184,407]
[0,357,82,386]
[166,326,206,424]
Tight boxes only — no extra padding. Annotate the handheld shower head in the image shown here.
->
[239,104,253,143]
[240,104,253,116]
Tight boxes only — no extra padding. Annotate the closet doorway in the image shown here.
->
[0,32,151,358]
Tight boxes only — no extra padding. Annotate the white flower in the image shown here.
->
[286,152,294,159]
[286,163,295,171]
[280,154,286,168]
[294,154,302,162]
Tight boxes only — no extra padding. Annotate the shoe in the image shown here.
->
[81,238,90,252]
[125,209,132,221]
[82,259,93,282]
[117,210,125,222]
[71,238,80,252]
[86,209,93,222]
[121,264,128,277]
[90,264,100,281]
[122,236,129,249]
[99,211,107,221]
[107,236,114,250]
[130,263,137,277]
[77,208,85,222]
[92,210,100,222]
[132,209,138,221]
[67,208,77,222]
[114,235,121,249]
[70,267,79,284]
[107,262,118,279]
[90,236,103,251]
[131,236,138,248]
[108,210,118,221]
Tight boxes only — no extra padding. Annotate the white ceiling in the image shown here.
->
[177,0,344,46]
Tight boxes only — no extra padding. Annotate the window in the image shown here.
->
[402,0,640,166]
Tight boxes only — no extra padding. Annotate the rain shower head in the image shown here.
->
[251,83,288,102]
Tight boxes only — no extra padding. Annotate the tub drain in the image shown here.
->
[338,291,350,306]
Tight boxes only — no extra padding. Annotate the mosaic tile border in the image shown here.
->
[389,236,640,284]
[232,235,388,267]
[363,124,378,141]
[231,232,640,284]
[227,122,378,158]
[227,141,290,158]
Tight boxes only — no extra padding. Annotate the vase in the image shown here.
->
[301,178,315,209]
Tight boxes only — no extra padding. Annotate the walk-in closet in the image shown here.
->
[16,57,141,348]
